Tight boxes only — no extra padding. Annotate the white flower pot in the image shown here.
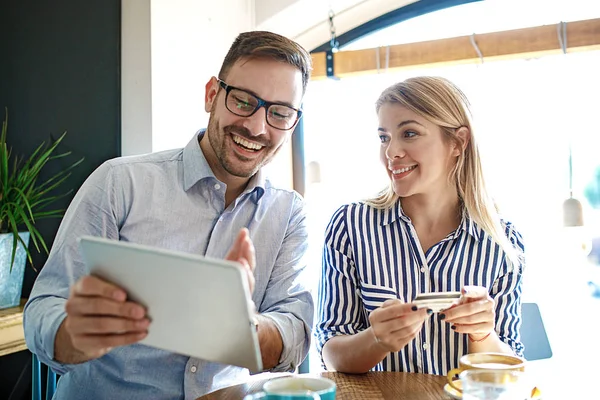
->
[0,232,30,309]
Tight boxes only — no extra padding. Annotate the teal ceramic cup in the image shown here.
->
[243,376,337,400]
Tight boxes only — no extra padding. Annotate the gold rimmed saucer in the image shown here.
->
[443,380,542,399]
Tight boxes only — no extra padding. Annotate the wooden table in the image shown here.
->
[198,371,449,399]
[0,299,27,356]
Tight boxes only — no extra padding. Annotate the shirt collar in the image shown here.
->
[182,130,266,201]
[242,170,266,202]
[447,208,481,241]
[381,199,411,226]
[381,198,481,241]
[458,209,482,241]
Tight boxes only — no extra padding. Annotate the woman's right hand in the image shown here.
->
[368,299,431,352]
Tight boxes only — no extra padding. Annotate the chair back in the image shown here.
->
[32,353,57,400]
[520,302,553,361]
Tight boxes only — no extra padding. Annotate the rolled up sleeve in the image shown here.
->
[23,162,121,374]
[257,195,313,372]
[24,296,69,374]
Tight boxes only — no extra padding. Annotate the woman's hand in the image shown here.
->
[368,299,430,352]
[442,286,495,340]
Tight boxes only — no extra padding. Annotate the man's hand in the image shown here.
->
[55,276,149,363]
[225,228,256,293]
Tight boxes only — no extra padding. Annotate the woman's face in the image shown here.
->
[377,103,460,198]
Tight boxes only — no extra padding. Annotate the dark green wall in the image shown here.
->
[0,1,121,398]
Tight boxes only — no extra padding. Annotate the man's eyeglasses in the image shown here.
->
[217,80,302,131]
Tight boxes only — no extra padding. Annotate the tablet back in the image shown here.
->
[79,236,263,372]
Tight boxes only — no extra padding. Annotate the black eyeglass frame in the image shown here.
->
[217,79,303,131]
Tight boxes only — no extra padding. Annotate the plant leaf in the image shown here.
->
[1,110,83,271]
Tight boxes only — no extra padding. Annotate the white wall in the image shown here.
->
[254,0,297,25]
[151,0,255,152]
[121,0,301,188]
[121,0,153,156]
[121,0,255,155]
[120,0,409,187]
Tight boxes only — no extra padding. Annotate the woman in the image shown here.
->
[315,76,524,375]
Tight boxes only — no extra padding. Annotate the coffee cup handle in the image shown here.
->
[447,368,464,392]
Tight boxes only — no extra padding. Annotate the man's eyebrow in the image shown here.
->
[378,120,425,132]
[235,85,298,109]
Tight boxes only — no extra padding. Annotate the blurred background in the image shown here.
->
[1,0,599,398]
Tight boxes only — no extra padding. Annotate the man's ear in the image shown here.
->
[452,126,471,156]
[205,77,219,113]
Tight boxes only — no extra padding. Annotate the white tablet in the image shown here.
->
[78,236,263,372]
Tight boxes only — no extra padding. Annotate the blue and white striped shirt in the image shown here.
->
[316,200,524,375]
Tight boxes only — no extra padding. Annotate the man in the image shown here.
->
[24,31,314,399]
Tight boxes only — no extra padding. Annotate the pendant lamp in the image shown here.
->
[563,144,584,227]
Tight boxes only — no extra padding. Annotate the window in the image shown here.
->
[302,2,600,389]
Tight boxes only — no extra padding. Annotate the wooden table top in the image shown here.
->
[198,371,450,400]
[0,299,27,357]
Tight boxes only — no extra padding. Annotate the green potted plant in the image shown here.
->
[0,109,83,309]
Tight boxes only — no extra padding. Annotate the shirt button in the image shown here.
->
[420,267,426,273]
[214,183,221,190]
[190,365,197,373]
[423,343,429,350]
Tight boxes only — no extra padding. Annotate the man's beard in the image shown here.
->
[206,114,272,178]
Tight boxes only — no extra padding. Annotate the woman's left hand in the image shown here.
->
[442,285,494,341]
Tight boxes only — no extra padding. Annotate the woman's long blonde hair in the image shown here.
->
[366,76,519,265]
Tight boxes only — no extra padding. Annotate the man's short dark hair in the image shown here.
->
[218,31,312,95]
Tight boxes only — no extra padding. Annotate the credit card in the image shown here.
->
[412,291,462,312]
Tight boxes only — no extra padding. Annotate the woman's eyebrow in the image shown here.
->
[378,119,425,132]
[396,120,425,129]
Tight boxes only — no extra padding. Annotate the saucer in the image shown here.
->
[443,381,542,399]
[443,383,462,399]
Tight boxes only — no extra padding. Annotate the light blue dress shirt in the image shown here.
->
[24,132,313,399]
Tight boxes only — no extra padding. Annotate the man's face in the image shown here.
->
[202,58,303,182]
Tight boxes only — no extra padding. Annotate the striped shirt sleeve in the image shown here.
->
[492,222,525,356]
[315,205,366,362]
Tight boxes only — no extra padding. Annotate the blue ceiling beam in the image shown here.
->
[310,0,483,53]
